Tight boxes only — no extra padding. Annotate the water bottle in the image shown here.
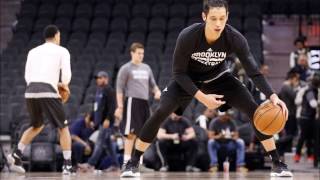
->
[223,157,230,173]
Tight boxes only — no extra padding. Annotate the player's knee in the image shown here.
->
[236,139,245,148]
[255,130,272,141]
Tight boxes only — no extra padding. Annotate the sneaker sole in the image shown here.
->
[120,171,140,178]
[62,171,76,175]
[270,171,293,177]
[7,154,26,173]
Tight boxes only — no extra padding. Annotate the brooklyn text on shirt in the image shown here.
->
[191,48,227,66]
[132,70,149,80]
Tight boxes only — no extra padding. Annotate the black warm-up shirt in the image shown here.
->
[172,23,274,97]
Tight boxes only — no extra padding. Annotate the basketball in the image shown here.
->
[253,101,286,136]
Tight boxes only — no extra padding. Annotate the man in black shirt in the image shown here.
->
[157,113,197,172]
[207,110,247,172]
[121,0,292,177]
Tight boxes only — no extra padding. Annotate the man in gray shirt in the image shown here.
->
[115,42,161,168]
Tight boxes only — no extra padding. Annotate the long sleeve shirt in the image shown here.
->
[172,23,274,97]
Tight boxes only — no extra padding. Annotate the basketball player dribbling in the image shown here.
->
[7,25,75,174]
[121,0,293,177]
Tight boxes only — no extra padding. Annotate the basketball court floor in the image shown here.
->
[1,171,319,180]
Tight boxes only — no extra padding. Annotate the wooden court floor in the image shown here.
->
[1,171,319,180]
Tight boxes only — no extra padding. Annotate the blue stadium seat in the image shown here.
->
[75,3,93,18]
[93,2,111,18]
[167,17,185,32]
[72,18,91,32]
[169,3,187,18]
[38,3,56,19]
[110,17,128,33]
[188,3,202,18]
[151,3,168,18]
[91,17,109,33]
[132,3,150,18]
[149,17,167,33]
[56,3,74,18]
[112,3,130,19]
[129,17,148,33]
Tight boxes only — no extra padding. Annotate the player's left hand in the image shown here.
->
[269,93,288,121]
[58,83,70,103]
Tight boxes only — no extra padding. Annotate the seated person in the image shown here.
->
[195,108,217,130]
[78,119,120,172]
[207,110,247,172]
[69,112,95,166]
[157,113,198,172]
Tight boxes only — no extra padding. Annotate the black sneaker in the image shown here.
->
[62,159,76,175]
[120,160,140,177]
[270,161,293,177]
[7,149,25,173]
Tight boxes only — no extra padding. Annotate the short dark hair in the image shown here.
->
[130,42,144,52]
[203,0,229,15]
[294,37,305,46]
[43,25,59,39]
[286,69,299,80]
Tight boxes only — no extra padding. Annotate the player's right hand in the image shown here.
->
[202,94,226,109]
[114,107,123,120]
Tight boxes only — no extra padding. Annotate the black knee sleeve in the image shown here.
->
[253,124,273,141]
[248,105,273,141]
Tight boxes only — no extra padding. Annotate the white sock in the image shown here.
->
[63,150,72,160]
[140,156,143,165]
[124,154,131,164]
[18,142,26,152]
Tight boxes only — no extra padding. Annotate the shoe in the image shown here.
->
[237,166,248,173]
[185,165,201,172]
[159,166,169,172]
[307,155,314,162]
[139,164,154,172]
[270,161,293,177]
[78,163,95,173]
[7,149,25,173]
[120,160,140,177]
[62,159,76,175]
[294,154,300,163]
[208,166,218,173]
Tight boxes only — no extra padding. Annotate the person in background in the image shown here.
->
[78,71,119,172]
[278,70,301,140]
[7,25,74,174]
[92,71,116,129]
[115,42,161,170]
[292,54,312,81]
[207,110,247,172]
[157,113,198,172]
[290,37,309,68]
[294,73,320,163]
[195,108,217,130]
[70,112,95,166]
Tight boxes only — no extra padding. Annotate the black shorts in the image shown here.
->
[120,97,150,136]
[26,98,67,128]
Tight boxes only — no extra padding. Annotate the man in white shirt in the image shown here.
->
[7,25,74,174]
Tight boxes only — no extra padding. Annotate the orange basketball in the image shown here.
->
[253,101,286,136]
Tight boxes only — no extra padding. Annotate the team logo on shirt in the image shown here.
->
[132,70,149,80]
[191,48,227,66]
